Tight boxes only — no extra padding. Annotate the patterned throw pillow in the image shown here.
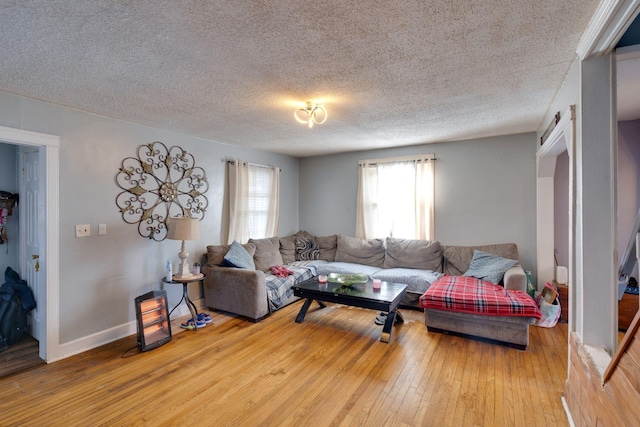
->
[463,250,517,284]
[223,240,256,270]
[295,237,320,261]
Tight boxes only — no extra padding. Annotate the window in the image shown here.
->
[227,161,280,243]
[356,154,435,240]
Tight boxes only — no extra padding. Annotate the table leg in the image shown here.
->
[183,283,201,330]
[168,293,186,318]
[380,309,402,343]
[295,299,313,323]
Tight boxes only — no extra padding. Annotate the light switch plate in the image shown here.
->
[75,224,91,237]
[99,224,107,235]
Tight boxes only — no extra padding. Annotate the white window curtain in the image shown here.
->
[356,154,435,240]
[227,160,280,243]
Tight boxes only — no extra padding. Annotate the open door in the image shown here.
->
[19,149,45,343]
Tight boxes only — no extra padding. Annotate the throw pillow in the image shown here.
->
[463,250,517,284]
[206,242,256,266]
[443,243,518,276]
[223,241,256,270]
[295,237,320,261]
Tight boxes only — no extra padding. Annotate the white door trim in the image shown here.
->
[0,125,60,362]
[536,107,576,326]
[576,0,640,59]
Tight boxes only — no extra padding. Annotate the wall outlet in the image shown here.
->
[75,224,91,238]
[98,224,107,235]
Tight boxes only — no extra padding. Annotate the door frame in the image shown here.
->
[536,106,576,329]
[0,125,59,362]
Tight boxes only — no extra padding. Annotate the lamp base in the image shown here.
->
[175,240,192,279]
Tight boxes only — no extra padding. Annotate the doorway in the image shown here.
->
[0,125,60,363]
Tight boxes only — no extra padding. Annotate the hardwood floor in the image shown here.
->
[0,302,569,426]
[0,334,43,378]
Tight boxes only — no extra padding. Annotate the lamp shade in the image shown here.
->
[167,217,200,241]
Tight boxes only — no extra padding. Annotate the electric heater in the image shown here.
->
[135,290,172,351]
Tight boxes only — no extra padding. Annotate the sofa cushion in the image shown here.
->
[264,263,316,312]
[311,261,382,277]
[296,230,317,242]
[206,242,256,266]
[419,275,541,318]
[384,238,442,270]
[249,237,284,272]
[279,235,297,264]
[443,243,519,276]
[335,235,385,267]
[223,241,256,270]
[295,237,320,261]
[463,250,517,284]
[316,234,338,261]
[371,268,442,294]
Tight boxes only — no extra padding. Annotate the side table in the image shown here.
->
[162,273,205,330]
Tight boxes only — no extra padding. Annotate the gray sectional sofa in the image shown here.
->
[202,233,445,321]
[202,232,529,338]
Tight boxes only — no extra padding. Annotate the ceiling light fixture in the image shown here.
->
[294,102,327,128]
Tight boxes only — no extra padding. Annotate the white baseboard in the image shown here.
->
[57,297,206,360]
[561,396,576,427]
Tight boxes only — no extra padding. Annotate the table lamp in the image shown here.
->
[167,216,200,279]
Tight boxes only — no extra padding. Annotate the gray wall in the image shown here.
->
[0,90,300,345]
[299,133,538,275]
[0,143,19,275]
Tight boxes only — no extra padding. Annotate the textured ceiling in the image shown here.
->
[0,1,601,157]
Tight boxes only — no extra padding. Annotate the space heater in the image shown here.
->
[135,290,172,352]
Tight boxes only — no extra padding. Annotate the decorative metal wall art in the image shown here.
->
[115,142,208,241]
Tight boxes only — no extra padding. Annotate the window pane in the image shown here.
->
[247,165,273,239]
[358,156,434,240]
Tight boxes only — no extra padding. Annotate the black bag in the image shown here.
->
[0,293,27,351]
[0,267,33,352]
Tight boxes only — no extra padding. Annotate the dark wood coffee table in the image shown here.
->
[293,277,408,343]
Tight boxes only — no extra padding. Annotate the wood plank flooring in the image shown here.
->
[0,301,569,426]
[0,334,43,378]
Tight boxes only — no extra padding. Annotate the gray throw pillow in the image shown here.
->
[206,243,256,266]
[295,237,320,261]
[463,250,517,284]
[223,241,256,270]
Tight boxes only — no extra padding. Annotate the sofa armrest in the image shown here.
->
[202,265,268,321]
[503,265,526,292]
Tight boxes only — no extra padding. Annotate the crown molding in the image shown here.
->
[576,0,640,59]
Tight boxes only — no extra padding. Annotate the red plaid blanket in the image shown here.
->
[419,275,541,318]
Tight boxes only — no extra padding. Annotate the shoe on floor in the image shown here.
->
[374,312,388,325]
[180,318,206,329]
[197,313,212,324]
